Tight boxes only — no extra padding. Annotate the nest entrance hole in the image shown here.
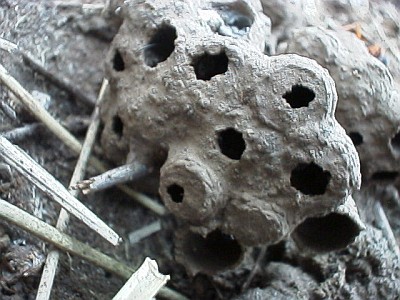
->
[181,229,243,274]
[192,52,228,80]
[349,132,363,146]
[293,213,360,252]
[167,184,184,203]
[391,131,400,153]
[283,85,315,108]
[112,115,124,138]
[290,162,331,196]
[371,171,399,181]
[217,128,246,160]
[144,24,177,67]
[112,49,125,71]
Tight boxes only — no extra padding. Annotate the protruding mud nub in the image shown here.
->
[224,195,289,246]
[292,196,364,252]
[175,229,244,275]
[159,153,222,223]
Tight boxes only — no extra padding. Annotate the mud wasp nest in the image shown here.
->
[100,0,362,275]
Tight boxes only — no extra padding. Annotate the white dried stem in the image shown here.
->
[53,1,105,11]
[128,221,161,245]
[75,162,149,194]
[36,79,110,300]
[0,37,18,53]
[113,257,169,300]
[0,62,165,215]
[374,201,400,259]
[0,135,120,245]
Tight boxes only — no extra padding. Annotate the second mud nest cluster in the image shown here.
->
[100,0,362,274]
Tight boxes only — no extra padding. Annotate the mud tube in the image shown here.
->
[159,151,223,224]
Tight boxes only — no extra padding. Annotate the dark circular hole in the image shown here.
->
[112,49,125,71]
[192,52,229,81]
[348,132,363,146]
[371,171,399,181]
[391,131,400,152]
[293,213,360,252]
[167,184,184,203]
[217,128,246,160]
[104,271,112,278]
[283,85,316,108]
[112,115,123,138]
[144,24,177,67]
[214,1,254,37]
[181,229,243,274]
[290,162,331,196]
[226,13,252,30]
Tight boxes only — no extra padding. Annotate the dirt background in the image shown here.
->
[0,0,400,299]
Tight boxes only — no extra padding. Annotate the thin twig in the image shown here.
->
[0,62,165,215]
[36,79,109,300]
[1,123,40,142]
[0,100,18,121]
[0,135,121,245]
[0,198,188,300]
[52,1,105,11]
[241,245,267,291]
[128,221,161,245]
[74,162,150,194]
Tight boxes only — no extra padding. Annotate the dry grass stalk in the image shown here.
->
[374,201,400,259]
[112,257,170,300]
[0,198,130,278]
[0,135,121,245]
[128,221,161,245]
[0,62,84,156]
[0,198,188,300]
[36,79,110,300]
[0,62,165,215]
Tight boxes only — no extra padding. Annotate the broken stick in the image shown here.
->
[36,79,110,300]
[74,162,150,194]
[0,135,121,245]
